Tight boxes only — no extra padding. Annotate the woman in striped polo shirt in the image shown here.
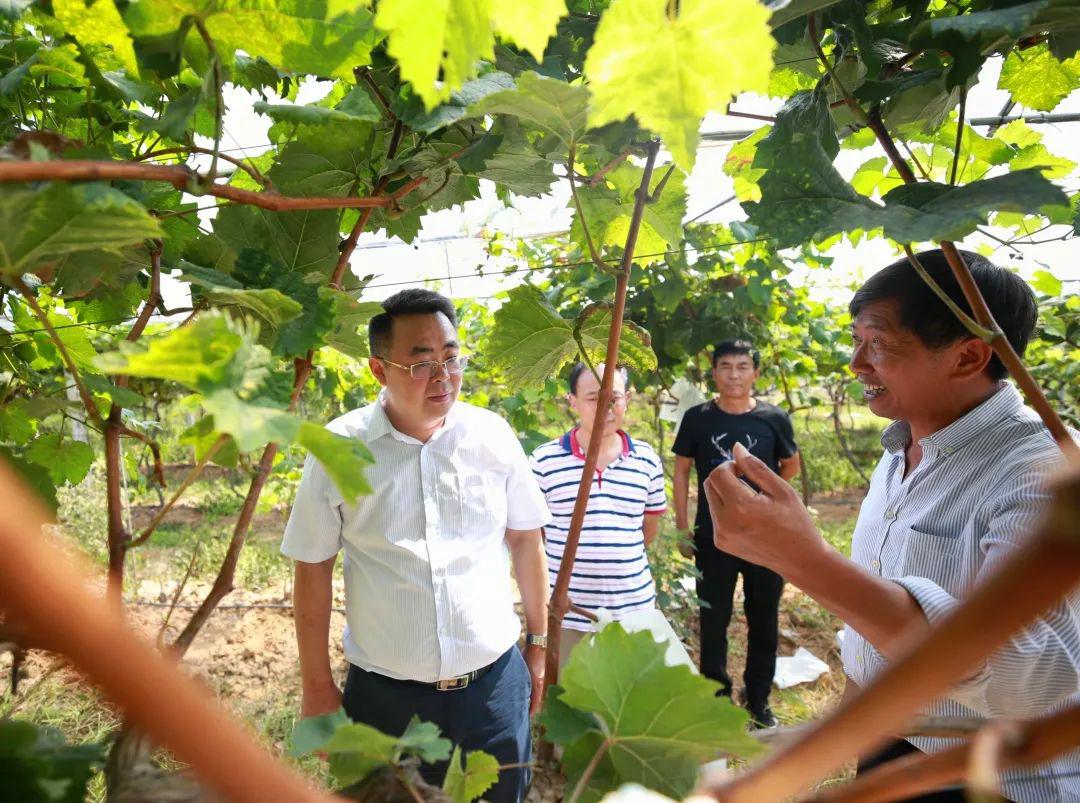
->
[529,363,667,666]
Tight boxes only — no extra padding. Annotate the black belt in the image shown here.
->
[406,659,497,691]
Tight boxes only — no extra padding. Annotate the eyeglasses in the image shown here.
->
[377,355,470,379]
[578,393,628,406]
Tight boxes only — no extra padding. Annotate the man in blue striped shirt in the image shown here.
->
[702,249,1080,802]
[529,363,667,666]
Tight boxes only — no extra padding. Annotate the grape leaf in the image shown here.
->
[179,416,239,468]
[486,285,580,391]
[187,280,305,328]
[396,717,453,764]
[401,71,515,134]
[26,434,94,485]
[490,0,566,61]
[570,163,687,263]
[212,206,340,277]
[998,43,1080,111]
[472,126,558,197]
[909,0,1050,86]
[442,747,500,803]
[470,71,590,150]
[94,312,269,394]
[202,389,299,452]
[1032,269,1064,297]
[52,0,138,75]
[546,624,760,803]
[584,0,775,171]
[0,719,105,803]
[574,304,658,374]
[124,0,382,80]
[265,128,372,198]
[319,288,382,360]
[374,0,565,109]
[0,399,35,444]
[0,184,162,279]
[253,98,380,129]
[0,448,58,511]
[296,420,373,502]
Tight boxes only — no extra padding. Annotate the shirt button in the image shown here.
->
[884,510,896,520]
[870,559,881,572]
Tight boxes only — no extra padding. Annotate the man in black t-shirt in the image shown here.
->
[673,339,800,728]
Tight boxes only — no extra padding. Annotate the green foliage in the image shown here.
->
[442,747,500,803]
[584,0,775,170]
[998,43,1080,111]
[484,285,657,391]
[25,433,93,485]
[0,719,105,803]
[291,710,456,789]
[539,624,761,802]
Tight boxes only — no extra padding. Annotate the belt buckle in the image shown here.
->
[436,675,469,691]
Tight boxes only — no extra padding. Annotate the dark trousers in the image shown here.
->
[695,529,784,710]
[342,646,532,803]
[857,739,966,801]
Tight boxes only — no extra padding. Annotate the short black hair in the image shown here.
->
[368,289,457,357]
[849,249,1037,381]
[567,362,629,395]
[712,339,760,370]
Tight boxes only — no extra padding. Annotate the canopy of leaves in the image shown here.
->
[0,719,105,803]
[538,624,760,802]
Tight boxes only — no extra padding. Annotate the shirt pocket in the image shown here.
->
[455,472,507,535]
[899,526,962,589]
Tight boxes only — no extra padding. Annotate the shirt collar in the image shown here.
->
[880,383,1023,456]
[561,427,633,459]
[364,390,459,445]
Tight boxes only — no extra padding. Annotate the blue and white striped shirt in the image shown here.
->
[530,429,667,630]
[843,383,1080,802]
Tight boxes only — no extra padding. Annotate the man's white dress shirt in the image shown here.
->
[843,384,1080,802]
[282,395,551,683]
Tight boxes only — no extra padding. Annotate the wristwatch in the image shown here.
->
[525,633,547,648]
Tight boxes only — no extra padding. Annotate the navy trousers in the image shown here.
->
[342,646,532,803]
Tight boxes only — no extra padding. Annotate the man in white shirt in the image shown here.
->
[700,250,1080,801]
[282,289,551,802]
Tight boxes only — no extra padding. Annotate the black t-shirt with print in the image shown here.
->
[672,399,798,530]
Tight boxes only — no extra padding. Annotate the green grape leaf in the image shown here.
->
[766,0,846,30]
[584,0,775,171]
[319,288,382,359]
[401,71,515,134]
[296,421,373,503]
[26,434,94,485]
[490,0,566,61]
[909,0,1050,86]
[535,685,600,744]
[442,747,500,803]
[550,624,760,802]
[396,716,453,763]
[856,68,944,104]
[485,285,580,391]
[0,448,58,511]
[574,303,658,374]
[212,206,340,278]
[202,389,299,453]
[570,163,686,263]
[1032,269,1064,297]
[722,125,770,202]
[0,399,35,445]
[471,71,589,150]
[179,416,239,468]
[52,0,138,76]
[0,184,162,280]
[253,98,380,129]
[375,0,563,110]
[271,272,338,358]
[94,312,269,395]
[81,374,144,409]
[124,0,382,80]
[264,128,372,198]
[471,120,558,197]
[182,262,305,326]
[321,721,400,787]
[998,43,1080,112]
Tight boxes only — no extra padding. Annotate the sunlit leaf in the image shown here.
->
[584,0,775,170]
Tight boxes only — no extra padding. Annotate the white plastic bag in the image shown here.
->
[773,646,830,688]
